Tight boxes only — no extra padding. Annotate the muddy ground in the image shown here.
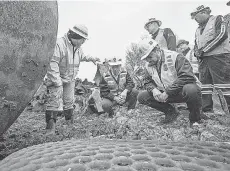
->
[1,94,230,161]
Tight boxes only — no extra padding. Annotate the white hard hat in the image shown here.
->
[69,24,88,39]
[139,38,159,60]
[107,58,122,66]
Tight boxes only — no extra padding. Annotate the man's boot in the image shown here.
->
[160,105,180,124]
[64,108,74,125]
[45,110,57,135]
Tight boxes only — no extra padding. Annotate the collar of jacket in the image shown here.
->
[64,34,78,51]
[148,49,165,68]
[152,28,160,39]
[198,15,212,28]
[182,47,191,56]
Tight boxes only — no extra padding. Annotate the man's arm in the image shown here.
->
[79,48,99,64]
[142,68,158,93]
[165,54,196,96]
[45,44,63,87]
[203,15,228,53]
[99,77,115,101]
[163,28,177,51]
[124,72,135,92]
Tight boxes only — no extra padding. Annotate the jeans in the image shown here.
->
[137,83,202,123]
[199,54,230,111]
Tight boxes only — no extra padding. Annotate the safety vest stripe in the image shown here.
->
[203,22,226,52]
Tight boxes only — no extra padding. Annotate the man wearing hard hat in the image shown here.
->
[144,18,177,51]
[137,38,206,126]
[95,58,138,117]
[191,5,230,113]
[44,24,100,134]
[176,39,199,78]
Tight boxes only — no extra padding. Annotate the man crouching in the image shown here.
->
[90,58,138,117]
[137,38,203,126]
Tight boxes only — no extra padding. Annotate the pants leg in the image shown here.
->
[126,89,139,110]
[208,54,230,110]
[101,98,114,117]
[45,85,63,111]
[199,58,213,111]
[137,90,175,113]
[63,81,75,110]
[138,83,202,123]
[180,84,202,123]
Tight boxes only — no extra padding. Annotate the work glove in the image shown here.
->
[119,89,128,101]
[194,49,204,58]
[152,88,162,102]
[158,92,169,103]
[114,96,125,104]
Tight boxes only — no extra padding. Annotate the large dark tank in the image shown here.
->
[0,1,58,136]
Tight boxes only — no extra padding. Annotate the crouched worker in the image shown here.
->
[137,38,204,126]
[89,58,138,117]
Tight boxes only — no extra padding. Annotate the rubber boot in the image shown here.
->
[45,110,57,135]
[160,105,180,124]
[64,108,74,126]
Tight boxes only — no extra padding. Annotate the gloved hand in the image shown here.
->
[194,49,204,57]
[119,89,128,100]
[152,88,162,102]
[158,91,168,103]
[114,96,125,104]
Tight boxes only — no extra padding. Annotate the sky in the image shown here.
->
[57,0,230,82]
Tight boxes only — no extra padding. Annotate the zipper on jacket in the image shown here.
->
[156,54,166,90]
[72,46,77,80]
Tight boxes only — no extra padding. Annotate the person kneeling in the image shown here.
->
[137,38,204,126]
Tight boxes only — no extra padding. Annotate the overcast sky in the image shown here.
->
[57,0,230,81]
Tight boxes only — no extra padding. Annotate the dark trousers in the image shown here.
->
[101,89,139,116]
[199,54,230,111]
[137,84,202,123]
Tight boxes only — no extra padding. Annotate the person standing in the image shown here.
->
[44,24,100,134]
[176,39,199,78]
[144,18,177,51]
[191,5,230,112]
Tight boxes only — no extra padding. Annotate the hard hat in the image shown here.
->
[69,24,88,39]
[107,58,122,66]
[190,5,211,19]
[144,18,162,30]
[139,38,159,60]
[177,39,189,48]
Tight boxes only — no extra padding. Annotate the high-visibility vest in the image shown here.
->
[195,15,230,57]
[104,70,127,95]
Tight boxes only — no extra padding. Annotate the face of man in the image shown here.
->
[110,64,121,76]
[177,43,189,53]
[146,22,159,35]
[70,38,86,48]
[194,11,209,24]
[144,49,161,66]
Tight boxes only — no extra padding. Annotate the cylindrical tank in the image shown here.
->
[0,1,58,136]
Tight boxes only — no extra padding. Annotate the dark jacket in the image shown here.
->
[143,53,197,96]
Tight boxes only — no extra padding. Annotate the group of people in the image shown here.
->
[43,4,230,135]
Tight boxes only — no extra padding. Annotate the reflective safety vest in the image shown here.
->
[46,34,85,86]
[185,49,198,74]
[195,15,230,57]
[145,50,200,91]
[155,29,168,50]
[104,70,127,95]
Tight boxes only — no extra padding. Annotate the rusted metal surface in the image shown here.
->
[0,1,58,136]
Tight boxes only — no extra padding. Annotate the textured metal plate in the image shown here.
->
[1,139,230,171]
[0,1,58,136]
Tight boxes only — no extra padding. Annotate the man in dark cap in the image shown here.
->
[191,5,230,113]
